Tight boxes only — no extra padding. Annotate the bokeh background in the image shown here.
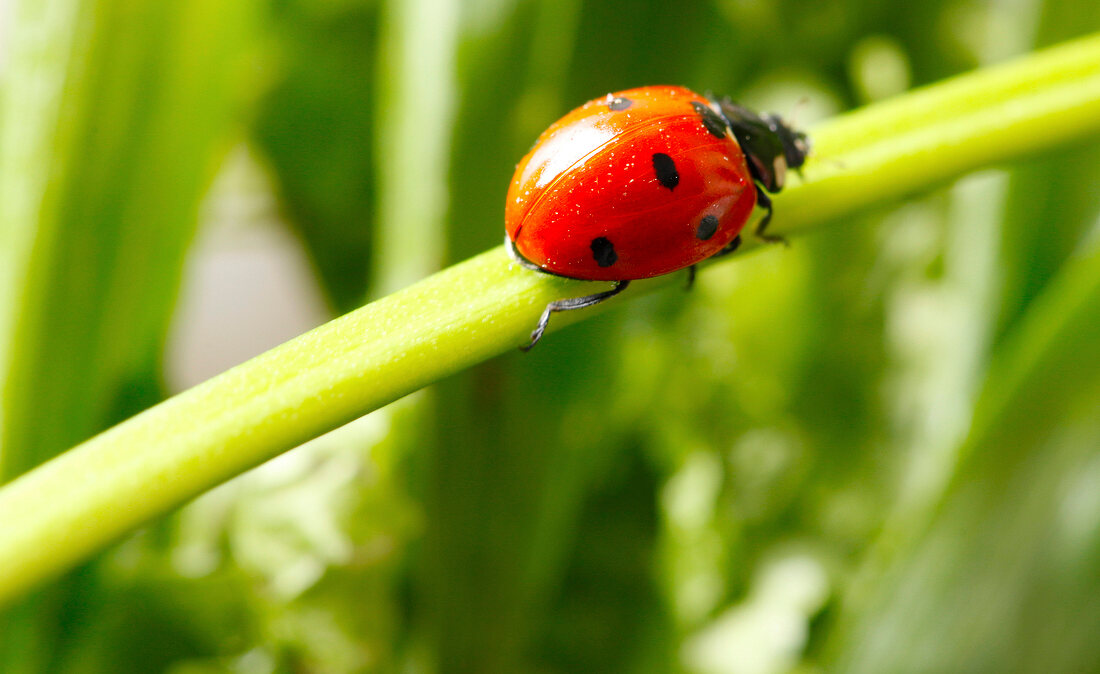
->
[2,0,1100,672]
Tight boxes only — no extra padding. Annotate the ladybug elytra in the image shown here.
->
[506,85,808,350]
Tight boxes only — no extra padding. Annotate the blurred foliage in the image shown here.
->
[2,0,1099,673]
[252,0,381,313]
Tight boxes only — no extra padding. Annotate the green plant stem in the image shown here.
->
[1,33,1099,605]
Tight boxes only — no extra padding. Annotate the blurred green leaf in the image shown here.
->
[0,0,257,671]
[253,0,381,313]
[823,12,1100,671]
[828,234,1100,673]
[0,0,257,477]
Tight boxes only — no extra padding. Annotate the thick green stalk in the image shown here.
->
[0,33,1099,605]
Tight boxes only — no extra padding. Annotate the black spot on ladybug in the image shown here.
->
[652,153,679,190]
[590,237,617,267]
[696,214,719,240]
[608,96,632,111]
[692,101,728,139]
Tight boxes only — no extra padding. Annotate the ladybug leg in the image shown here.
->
[713,234,743,259]
[521,281,631,351]
[753,188,789,246]
[687,234,743,290]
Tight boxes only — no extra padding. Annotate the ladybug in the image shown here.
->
[505,85,809,350]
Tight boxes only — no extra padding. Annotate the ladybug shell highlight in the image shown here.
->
[506,86,756,281]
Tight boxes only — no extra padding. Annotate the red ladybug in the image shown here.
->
[506,85,809,349]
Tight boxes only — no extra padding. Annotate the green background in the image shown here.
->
[2,0,1099,672]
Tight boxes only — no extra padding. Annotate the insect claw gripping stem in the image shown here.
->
[714,234,743,259]
[753,188,789,247]
[522,281,631,351]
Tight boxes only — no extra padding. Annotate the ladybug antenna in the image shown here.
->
[788,98,813,173]
[788,96,811,126]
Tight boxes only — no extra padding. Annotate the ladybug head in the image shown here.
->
[713,98,810,194]
[768,113,809,173]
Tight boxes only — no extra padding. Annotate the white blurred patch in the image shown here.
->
[886,171,1004,510]
[663,451,726,621]
[1057,443,1100,559]
[172,408,399,598]
[664,451,723,532]
[682,554,829,674]
[167,145,330,391]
